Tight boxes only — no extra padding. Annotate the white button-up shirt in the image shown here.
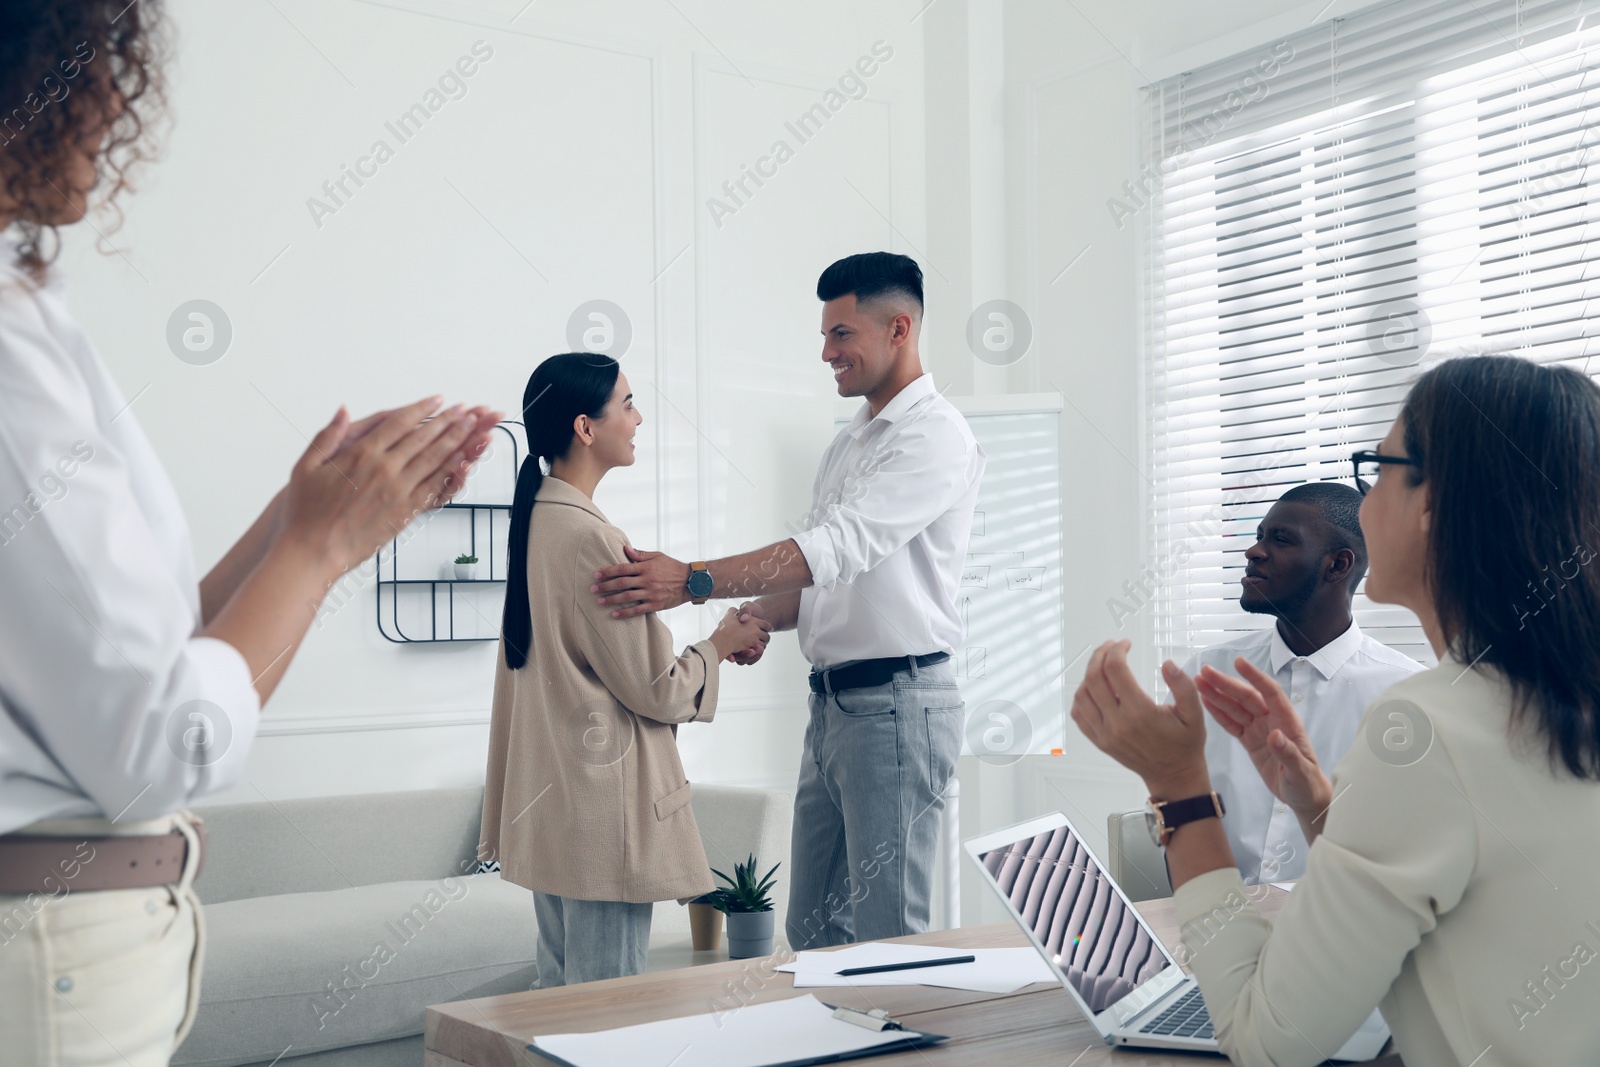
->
[0,251,260,835]
[791,373,985,670]
[1177,619,1424,883]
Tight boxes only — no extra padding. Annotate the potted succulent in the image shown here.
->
[687,891,724,952]
[711,854,780,959]
[453,553,479,580]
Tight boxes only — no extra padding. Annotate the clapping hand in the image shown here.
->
[1071,639,1211,799]
[1195,658,1333,822]
[332,403,499,458]
[282,398,501,572]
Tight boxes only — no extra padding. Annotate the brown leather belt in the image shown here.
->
[0,821,206,895]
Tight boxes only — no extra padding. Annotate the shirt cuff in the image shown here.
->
[183,635,262,787]
[791,526,839,588]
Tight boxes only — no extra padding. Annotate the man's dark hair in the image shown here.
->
[816,252,924,317]
[1279,482,1368,587]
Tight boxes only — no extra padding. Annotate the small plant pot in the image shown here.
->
[453,562,479,581]
[688,902,724,951]
[725,910,775,959]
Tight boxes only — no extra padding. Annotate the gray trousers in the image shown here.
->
[785,657,965,950]
[531,892,653,987]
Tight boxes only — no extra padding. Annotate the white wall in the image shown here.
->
[925,0,1329,925]
[57,0,1314,924]
[60,0,926,807]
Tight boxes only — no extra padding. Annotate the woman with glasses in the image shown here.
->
[1350,449,1421,497]
[1073,355,1600,1066]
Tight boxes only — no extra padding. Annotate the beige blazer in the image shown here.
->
[480,476,719,904]
[1174,653,1600,1066]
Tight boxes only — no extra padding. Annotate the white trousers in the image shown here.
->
[0,811,206,1067]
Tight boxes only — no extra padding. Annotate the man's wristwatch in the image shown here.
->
[1145,791,1226,847]
[686,561,714,604]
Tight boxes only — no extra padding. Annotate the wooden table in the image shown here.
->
[425,888,1401,1066]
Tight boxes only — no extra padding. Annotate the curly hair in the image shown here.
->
[0,0,170,282]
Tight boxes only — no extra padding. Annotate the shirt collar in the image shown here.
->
[845,372,937,438]
[1267,617,1365,679]
[535,474,610,524]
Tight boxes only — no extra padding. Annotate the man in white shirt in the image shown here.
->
[591,252,985,947]
[1175,482,1423,884]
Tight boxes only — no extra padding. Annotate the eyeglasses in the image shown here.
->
[1350,449,1421,497]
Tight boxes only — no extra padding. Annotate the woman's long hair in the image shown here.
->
[1401,355,1600,779]
[501,353,620,670]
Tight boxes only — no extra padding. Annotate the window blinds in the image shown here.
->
[1143,0,1600,668]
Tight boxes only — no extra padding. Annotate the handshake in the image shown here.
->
[712,602,773,667]
[588,545,786,669]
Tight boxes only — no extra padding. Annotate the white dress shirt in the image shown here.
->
[1178,619,1424,883]
[792,373,985,670]
[0,249,260,835]
[1175,653,1600,1067]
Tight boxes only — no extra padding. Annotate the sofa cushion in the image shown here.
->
[173,874,537,1067]
[192,788,486,905]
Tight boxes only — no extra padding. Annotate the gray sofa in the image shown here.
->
[174,784,792,1067]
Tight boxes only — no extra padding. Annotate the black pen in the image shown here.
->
[836,954,976,976]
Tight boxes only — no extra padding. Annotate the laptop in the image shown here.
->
[964,811,1391,1060]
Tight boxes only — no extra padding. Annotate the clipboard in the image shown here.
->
[525,993,949,1067]
[773,1003,949,1065]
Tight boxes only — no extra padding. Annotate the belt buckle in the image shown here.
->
[809,667,829,696]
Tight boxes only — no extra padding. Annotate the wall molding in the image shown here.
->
[256,706,492,736]
[256,691,810,737]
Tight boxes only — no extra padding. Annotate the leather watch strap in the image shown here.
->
[1153,791,1225,843]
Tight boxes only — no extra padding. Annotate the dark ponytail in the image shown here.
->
[502,353,621,670]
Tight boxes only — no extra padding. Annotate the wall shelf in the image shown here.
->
[374,422,522,644]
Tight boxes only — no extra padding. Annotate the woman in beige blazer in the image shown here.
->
[1071,355,1600,1066]
[480,353,768,986]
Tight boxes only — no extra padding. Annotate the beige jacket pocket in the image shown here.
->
[653,780,693,821]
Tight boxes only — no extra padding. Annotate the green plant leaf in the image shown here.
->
[707,854,778,912]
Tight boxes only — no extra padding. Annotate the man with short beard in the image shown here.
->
[1172,483,1423,885]
[589,252,986,946]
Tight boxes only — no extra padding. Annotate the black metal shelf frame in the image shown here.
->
[375,421,522,643]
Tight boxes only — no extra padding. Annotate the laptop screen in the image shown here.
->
[977,824,1173,1016]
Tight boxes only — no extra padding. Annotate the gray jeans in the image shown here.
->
[531,892,653,987]
[785,657,964,949]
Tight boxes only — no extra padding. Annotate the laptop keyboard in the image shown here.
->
[1137,986,1215,1040]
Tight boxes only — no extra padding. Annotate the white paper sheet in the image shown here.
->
[530,994,913,1067]
[1270,881,1298,892]
[776,944,1056,994]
